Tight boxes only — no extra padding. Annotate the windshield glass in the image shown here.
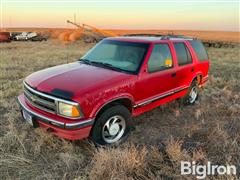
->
[81,39,149,74]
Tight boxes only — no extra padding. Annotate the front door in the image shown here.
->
[135,43,177,104]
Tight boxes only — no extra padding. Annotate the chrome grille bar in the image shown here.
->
[23,81,82,119]
[23,81,79,106]
[24,89,55,109]
[24,82,56,114]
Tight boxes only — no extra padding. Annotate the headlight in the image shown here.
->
[58,102,81,118]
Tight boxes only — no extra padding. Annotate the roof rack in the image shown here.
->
[123,33,163,37]
[123,33,196,40]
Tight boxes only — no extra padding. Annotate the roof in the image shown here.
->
[107,34,195,43]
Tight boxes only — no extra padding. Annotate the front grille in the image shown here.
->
[24,83,56,114]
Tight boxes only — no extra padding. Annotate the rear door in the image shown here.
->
[173,41,195,89]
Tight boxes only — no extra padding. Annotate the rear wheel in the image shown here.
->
[181,80,199,105]
[91,105,131,146]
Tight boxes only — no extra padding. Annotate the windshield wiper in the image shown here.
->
[79,59,112,68]
[79,58,92,65]
[79,59,124,72]
[90,61,122,71]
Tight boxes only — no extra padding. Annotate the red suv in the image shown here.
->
[18,35,209,145]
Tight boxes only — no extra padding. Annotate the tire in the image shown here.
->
[90,105,131,146]
[181,80,199,105]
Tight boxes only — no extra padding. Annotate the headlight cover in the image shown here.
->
[58,102,82,118]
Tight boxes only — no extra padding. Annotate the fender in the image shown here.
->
[191,71,203,85]
[89,93,135,118]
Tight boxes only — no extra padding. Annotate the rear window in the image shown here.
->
[189,40,208,61]
[174,42,192,66]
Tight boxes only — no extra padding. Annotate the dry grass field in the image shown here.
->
[0,40,239,179]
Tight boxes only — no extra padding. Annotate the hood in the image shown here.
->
[25,62,132,99]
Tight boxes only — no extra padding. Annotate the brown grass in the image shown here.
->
[0,40,239,179]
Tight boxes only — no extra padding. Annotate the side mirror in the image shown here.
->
[164,59,173,68]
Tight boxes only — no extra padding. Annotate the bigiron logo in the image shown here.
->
[181,161,237,179]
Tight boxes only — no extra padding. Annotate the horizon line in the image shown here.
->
[1,27,240,33]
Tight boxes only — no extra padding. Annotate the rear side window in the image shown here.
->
[174,42,192,66]
[189,40,208,61]
[148,44,173,73]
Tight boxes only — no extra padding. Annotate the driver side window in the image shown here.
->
[148,44,173,73]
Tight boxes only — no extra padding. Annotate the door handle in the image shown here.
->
[171,72,176,77]
[191,67,194,72]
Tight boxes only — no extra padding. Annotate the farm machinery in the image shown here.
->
[66,20,117,43]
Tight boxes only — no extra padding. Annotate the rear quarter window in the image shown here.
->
[189,40,208,61]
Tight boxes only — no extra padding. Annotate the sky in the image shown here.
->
[1,0,239,31]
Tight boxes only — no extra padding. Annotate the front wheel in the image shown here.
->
[90,105,131,146]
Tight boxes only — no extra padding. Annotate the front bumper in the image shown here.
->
[17,94,94,140]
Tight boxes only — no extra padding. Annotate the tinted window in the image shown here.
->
[189,40,208,61]
[148,44,173,73]
[174,43,192,66]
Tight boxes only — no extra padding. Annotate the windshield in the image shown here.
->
[81,39,149,74]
